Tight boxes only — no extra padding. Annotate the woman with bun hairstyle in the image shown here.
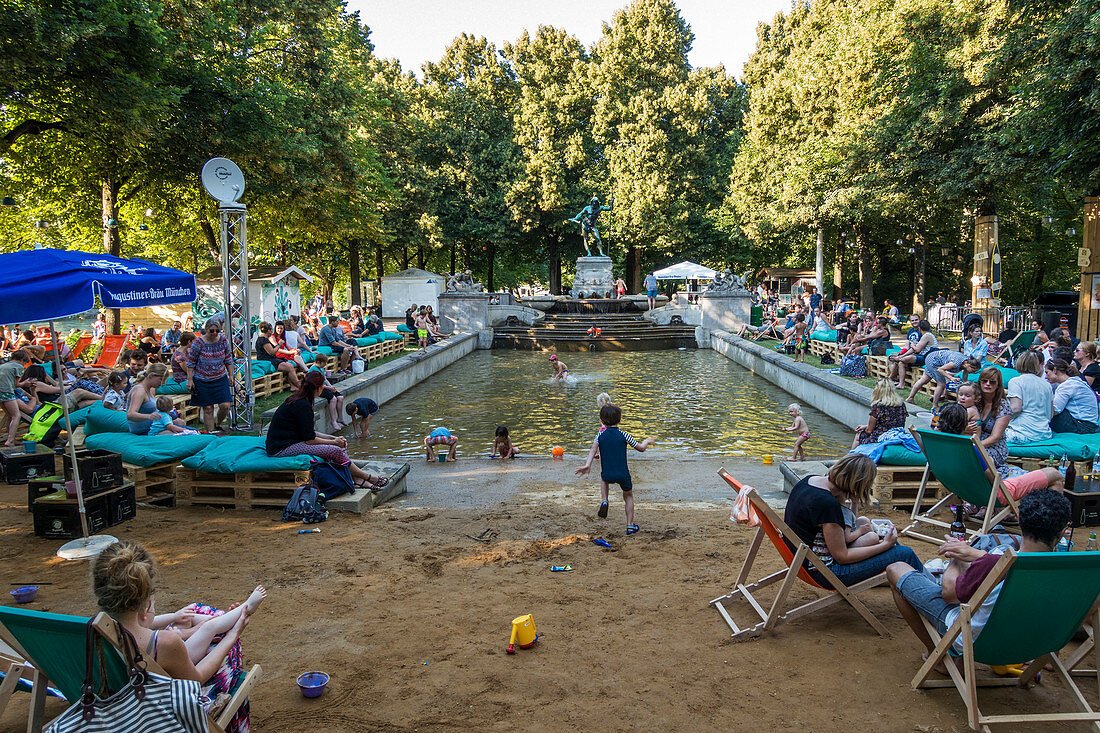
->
[91,541,264,732]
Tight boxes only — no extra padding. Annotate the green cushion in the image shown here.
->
[66,404,94,427]
[355,337,377,347]
[388,331,403,340]
[158,378,189,395]
[809,330,837,342]
[315,346,335,356]
[973,552,1100,666]
[83,403,130,435]
[301,351,315,364]
[879,444,927,466]
[0,607,126,703]
[1008,433,1100,461]
[397,324,414,333]
[84,433,217,466]
[181,436,312,473]
[967,364,1021,383]
[251,361,275,378]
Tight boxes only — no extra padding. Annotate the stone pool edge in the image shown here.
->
[702,329,923,430]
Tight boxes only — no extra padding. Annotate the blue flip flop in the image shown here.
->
[626,524,639,535]
[597,500,608,518]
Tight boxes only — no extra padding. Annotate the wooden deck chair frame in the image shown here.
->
[912,549,1100,731]
[902,428,1020,546]
[90,613,261,733]
[991,330,1037,367]
[709,468,889,641]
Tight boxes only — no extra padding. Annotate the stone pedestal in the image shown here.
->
[572,256,615,298]
[438,292,490,334]
[700,291,752,332]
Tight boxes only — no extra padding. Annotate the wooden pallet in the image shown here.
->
[872,464,945,508]
[175,467,311,510]
[124,461,178,504]
[401,332,417,349]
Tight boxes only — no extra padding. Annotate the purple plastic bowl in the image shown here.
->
[11,586,38,604]
[296,671,329,698]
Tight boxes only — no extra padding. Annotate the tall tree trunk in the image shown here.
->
[487,244,495,292]
[832,231,844,302]
[815,227,824,294]
[626,244,640,293]
[462,242,471,270]
[101,179,122,335]
[856,226,873,310]
[1031,220,1046,295]
[199,220,220,265]
[450,242,456,275]
[349,239,361,306]
[416,245,425,270]
[400,245,409,270]
[913,228,926,316]
[548,232,561,295]
[375,242,384,310]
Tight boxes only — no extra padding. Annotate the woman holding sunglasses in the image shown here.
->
[185,318,235,432]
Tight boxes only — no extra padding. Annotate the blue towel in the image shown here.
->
[850,427,921,464]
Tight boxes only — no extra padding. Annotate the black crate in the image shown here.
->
[1,446,57,484]
[33,494,109,539]
[1070,491,1100,528]
[108,484,136,526]
[64,449,123,495]
[27,475,65,511]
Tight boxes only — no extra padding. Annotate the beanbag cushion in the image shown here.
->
[251,361,275,378]
[315,346,335,356]
[355,337,378,347]
[878,444,928,466]
[65,404,95,428]
[159,378,190,395]
[84,433,217,466]
[181,436,313,473]
[83,403,131,435]
[1007,433,1100,461]
[384,332,403,341]
[397,324,414,333]
[809,330,837,342]
[967,364,1021,383]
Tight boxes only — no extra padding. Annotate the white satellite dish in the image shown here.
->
[201,157,246,204]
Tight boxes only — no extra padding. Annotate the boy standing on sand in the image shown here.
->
[576,404,655,535]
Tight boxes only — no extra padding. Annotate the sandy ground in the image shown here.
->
[1,458,1096,732]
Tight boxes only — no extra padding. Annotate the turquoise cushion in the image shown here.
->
[181,436,313,473]
[967,364,1021,383]
[315,346,335,356]
[355,337,375,347]
[83,403,130,435]
[159,378,189,395]
[809,330,837,342]
[386,332,403,340]
[397,324,414,333]
[63,405,94,428]
[879,444,928,466]
[84,433,217,466]
[301,351,315,364]
[251,361,275,378]
[1007,433,1100,461]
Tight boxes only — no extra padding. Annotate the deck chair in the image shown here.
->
[90,334,127,369]
[991,329,1037,367]
[0,605,260,732]
[0,638,66,730]
[902,429,1019,546]
[912,549,1100,731]
[709,469,889,640]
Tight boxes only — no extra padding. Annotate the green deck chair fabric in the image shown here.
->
[973,551,1100,667]
[0,606,127,702]
[1007,330,1038,360]
[912,429,1004,507]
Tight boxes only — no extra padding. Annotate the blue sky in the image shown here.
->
[347,0,794,77]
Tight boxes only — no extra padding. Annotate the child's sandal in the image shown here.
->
[626,524,639,535]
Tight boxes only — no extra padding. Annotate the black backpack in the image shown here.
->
[282,484,328,524]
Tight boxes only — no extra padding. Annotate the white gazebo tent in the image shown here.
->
[653,261,718,281]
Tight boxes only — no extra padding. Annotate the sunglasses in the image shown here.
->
[207,328,220,334]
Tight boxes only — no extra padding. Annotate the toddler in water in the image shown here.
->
[150,396,199,436]
[492,425,519,459]
[783,403,810,460]
[549,354,568,382]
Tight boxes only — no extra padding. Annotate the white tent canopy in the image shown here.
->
[653,261,718,280]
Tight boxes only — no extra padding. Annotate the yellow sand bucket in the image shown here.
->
[762,455,774,465]
[506,614,538,654]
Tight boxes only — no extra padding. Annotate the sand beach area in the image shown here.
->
[0,458,1090,732]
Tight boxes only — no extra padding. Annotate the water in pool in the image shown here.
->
[347,350,851,460]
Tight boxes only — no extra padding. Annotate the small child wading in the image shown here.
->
[493,425,518,459]
[576,404,655,535]
[549,354,568,382]
[784,403,810,461]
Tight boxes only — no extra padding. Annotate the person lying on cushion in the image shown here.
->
[885,488,1070,672]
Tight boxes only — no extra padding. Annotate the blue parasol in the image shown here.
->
[0,248,196,322]
[0,248,196,558]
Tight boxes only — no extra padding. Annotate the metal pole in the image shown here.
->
[219,202,254,429]
[49,323,88,540]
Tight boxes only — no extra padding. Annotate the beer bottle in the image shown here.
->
[949,504,967,541]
